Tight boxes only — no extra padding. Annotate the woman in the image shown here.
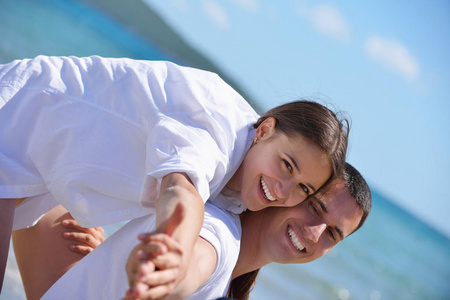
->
[1,56,348,296]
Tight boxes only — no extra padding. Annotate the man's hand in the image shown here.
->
[61,219,105,255]
[125,233,184,299]
[124,202,189,300]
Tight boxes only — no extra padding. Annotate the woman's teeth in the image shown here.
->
[261,177,276,201]
[288,227,305,251]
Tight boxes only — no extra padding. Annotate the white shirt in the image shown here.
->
[42,201,241,300]
[0,55,259,227]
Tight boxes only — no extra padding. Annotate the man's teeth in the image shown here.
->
[261,178,276,201]
[288,227,305,251]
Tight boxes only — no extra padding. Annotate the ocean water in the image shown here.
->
[1,1,449,299]
[0,0,174,64]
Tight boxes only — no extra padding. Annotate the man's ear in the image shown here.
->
[254,117,277,141]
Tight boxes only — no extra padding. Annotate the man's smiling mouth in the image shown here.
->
[260,177,276,201]
[288,226,305,251]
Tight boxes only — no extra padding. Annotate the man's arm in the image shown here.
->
[0,199,15,293]
[11,205,104,300]
[167,236,217,299]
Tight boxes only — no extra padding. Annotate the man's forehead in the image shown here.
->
[313,182,363,237]
[312,180,347,204]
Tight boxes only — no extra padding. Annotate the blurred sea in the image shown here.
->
[1,0,449,299]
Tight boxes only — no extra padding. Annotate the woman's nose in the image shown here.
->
[274,178,297,201]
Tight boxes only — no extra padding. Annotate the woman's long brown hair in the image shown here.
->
[227,269,260,300]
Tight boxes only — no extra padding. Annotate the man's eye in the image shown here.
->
[283,160,293,172]
[310,202,319,215]
[328,228,336,241]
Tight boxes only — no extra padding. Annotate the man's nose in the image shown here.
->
[304,223,327,243]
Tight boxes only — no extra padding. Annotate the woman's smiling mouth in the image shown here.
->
[260,177,276,201]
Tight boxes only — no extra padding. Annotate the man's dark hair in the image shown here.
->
[343,162,372,233]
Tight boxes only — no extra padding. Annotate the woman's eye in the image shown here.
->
[283,160,293,172]
[300,184,309,194]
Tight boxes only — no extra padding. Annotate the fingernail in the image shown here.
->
[63,232,70,237]
[70,245,76,249]
[138,251,147,260]
[62,220,69,226]
[138,234,146,239]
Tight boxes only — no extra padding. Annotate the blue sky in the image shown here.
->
[144,0,450,237]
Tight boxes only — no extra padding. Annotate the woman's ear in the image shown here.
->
[255,117,277,141]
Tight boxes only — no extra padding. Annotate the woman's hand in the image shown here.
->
[124,231,217,300]
[135,234,184,299]
[124,234,183,299]
[124,203,187,300]
[61,219,105,255]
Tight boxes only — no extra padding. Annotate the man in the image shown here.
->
[227,162,371,299]
[19,163,370,300]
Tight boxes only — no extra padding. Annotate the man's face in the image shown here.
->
[259,180,363,264]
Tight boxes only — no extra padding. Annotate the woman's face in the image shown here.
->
[257,181,363,264]
[227,117,332,211]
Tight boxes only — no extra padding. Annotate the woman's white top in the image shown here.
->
[0,55,259,227]
[41,200,241,300]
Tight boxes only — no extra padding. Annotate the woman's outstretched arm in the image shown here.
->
[148,172,205,295]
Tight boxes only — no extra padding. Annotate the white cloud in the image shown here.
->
[231,0,259,12]
[365,35,420,80]
[311,5,350,42]
[294,1,350,42]
[201,0,229,30]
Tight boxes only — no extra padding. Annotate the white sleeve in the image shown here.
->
[137,61,258,207]
[187,203,241,299]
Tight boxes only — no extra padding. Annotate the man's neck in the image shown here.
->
[231,211,270,279]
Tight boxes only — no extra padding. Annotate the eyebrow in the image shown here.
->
[335,226,344,241]
[317,199,344,240]
[285,153,317,193]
